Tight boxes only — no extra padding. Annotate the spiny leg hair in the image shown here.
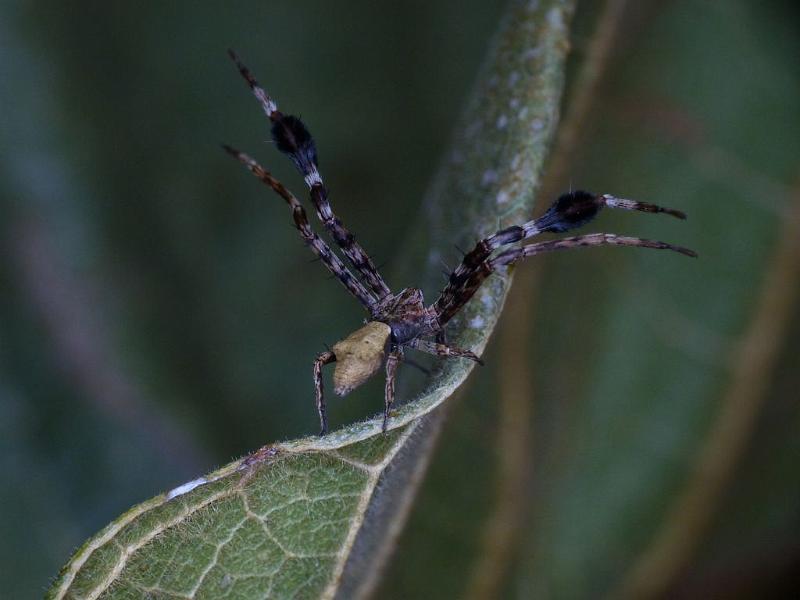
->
[433,190,695,326]
[228,50,391,300]
[223,145,377,310]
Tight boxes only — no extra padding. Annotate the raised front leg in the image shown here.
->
[432,190,690,326]
[229,50,391,300]
[223,146,377,310]
[383,348,404,432]
[314,351,336,436]
[437,233,695,327]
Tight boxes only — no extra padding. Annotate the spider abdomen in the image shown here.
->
[331,321,391,396]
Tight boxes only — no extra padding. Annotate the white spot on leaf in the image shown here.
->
[167,477,208,500]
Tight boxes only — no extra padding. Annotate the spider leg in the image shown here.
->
[383,347,404,432]
[410,339,484,366]
[432,190,690,323]
[496,233,696,264]
[314,351,336,436]
[436,233,696,326]
[432,224,533,320]
[224,145,377,310]
[229,50,391,300]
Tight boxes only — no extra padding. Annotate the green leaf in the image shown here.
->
[47,1,576,598]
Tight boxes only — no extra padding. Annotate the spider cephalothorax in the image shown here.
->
[224,51,696,435]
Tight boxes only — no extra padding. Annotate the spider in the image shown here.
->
[223,50,697,436]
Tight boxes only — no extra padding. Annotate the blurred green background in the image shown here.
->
[2,1,799,598]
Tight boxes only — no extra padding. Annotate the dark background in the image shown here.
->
[2,1,798,598]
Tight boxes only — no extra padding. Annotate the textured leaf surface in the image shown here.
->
[49,431,411,599]
[46,1,575,598]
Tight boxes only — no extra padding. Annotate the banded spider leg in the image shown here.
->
[222,146,377,310]
[227,50,390,300]
[432,190,696,328]
[226,50,400,434]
